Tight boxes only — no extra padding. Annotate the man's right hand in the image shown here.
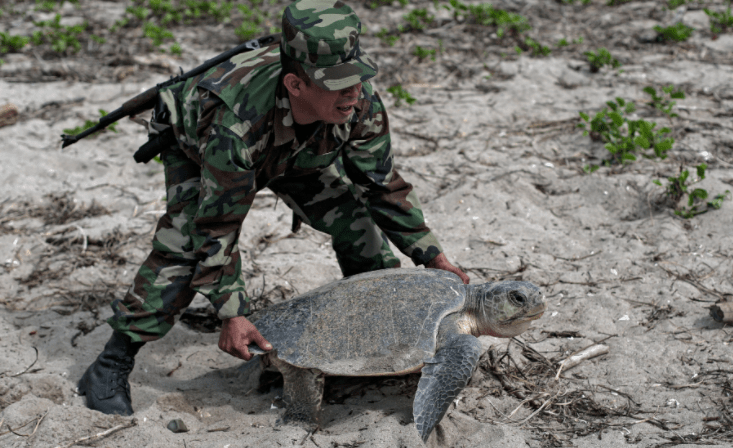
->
[218,316,272,361]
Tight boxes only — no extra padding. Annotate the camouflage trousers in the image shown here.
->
[108,144,401,342]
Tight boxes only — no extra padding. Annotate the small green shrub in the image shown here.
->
[126,5,151,20]
[444,1,530,37]
[579,97,674,168]
[63,110,118,137]
[34,0,79,12]
[705,5,733,34]
[643,85,685,118]
[668,0,687,9]
[401,8,434,32]
[653,164,731,218]
[234,4,265,41]
[376,28,398,46]
[369,0,408,8]
[524,37,551,56]
[654,23,694,41]
[0,33,30,53]
[413,45,437,61]
[557,36,583,47]
[387,85,416,107]
[32,14,87,53]
[143,22,174,47]
[584,47,620,72]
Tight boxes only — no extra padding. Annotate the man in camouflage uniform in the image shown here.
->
[78,0,469,416]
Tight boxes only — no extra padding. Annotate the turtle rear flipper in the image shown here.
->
[270,356,325,430]
[413,333,482,443]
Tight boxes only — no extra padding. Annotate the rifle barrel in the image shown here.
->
[60,34,281,149]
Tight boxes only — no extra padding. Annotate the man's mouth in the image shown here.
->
[337,103,356,112]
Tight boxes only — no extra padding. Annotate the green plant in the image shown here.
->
[370,0,408,8]
[387,85,416,107]
[376,28,399,46]
[653,164,730,218]
[110,18,130,32]
[643,85,685,118]
[235,4,265,40]
[170,42,182,55]
[32,14,88,53]
[584,47,620,72]
[143,22,174,47]
[654,23,694,41]
[127,5,151,20]
[578,97,674,168]
[34,0,79,12]
[413,45,437,61]
[444,1,530,37]
[523,37,551,56]
[35,1,59,12]
[668,0,687,9]
[401,8,434,32]
[557,36,584,47]
[0,33,30,53]
[705,5,733,34]
[63,110,118,137]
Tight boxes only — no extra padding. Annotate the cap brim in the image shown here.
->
[302,52,378,91]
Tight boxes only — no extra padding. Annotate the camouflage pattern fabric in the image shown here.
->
[280,0,378,91]
[108,42,443,342]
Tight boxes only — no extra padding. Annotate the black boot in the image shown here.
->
[78,331,145,415]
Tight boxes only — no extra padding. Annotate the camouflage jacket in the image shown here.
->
[158,44,443,318]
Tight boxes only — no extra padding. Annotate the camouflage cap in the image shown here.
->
[281,0,378,91]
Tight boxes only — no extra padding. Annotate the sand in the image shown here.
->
[2,0,733,447]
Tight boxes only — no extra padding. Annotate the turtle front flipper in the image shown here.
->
[413,333,482,443]
[270,355,325,430]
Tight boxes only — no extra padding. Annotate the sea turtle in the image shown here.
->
[247,268,546,442]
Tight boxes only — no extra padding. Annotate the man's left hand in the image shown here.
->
[425,253,470,284]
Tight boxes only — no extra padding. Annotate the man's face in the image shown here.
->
[293,80,362,125]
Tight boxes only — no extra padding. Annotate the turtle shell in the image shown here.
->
[249,268,466,376]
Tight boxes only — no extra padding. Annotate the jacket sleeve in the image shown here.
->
[341,88,443,266]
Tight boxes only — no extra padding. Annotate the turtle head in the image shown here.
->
[471,281,546,338]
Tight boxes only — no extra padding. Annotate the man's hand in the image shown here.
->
[425,253,470,284]
[218,316,272,361]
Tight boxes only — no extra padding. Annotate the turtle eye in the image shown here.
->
[509,291,527,306]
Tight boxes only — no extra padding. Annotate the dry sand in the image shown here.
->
[2,0,733,447]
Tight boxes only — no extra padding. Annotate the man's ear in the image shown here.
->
[283,73,303,97]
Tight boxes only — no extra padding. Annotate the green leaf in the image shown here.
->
[579,111,590,121]
[688,188,708,206]
[643,86,656,96]
[708,190,730,209]
[609,111,623,127]
[655,140,673,153]
[696,163,707,179]
[634,135,650,149]
[653,179,662,186]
